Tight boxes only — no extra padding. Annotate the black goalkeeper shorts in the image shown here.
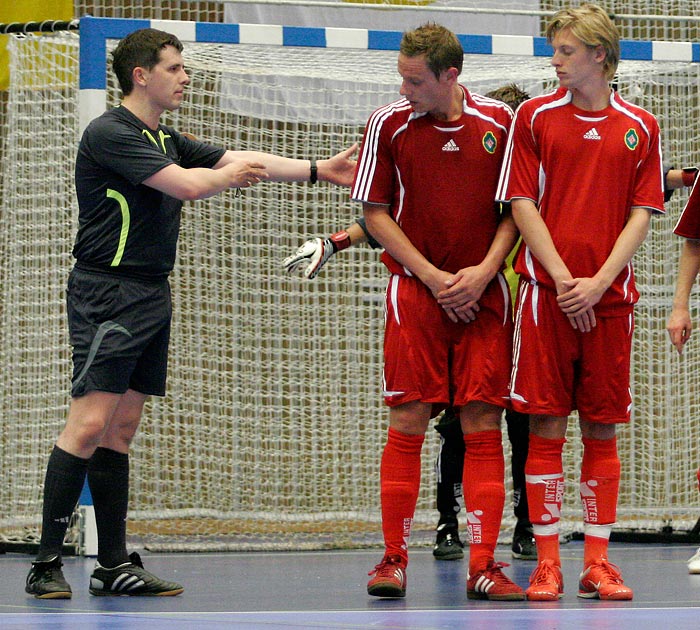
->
[66,266,171,398]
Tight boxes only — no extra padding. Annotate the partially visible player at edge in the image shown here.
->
[283,83,537,563]
[496,3,664,602]
[665,158,700,576]
[24,27,356,600]
[351,22,524,601]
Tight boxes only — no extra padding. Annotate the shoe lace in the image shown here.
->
[47,566,63,579]
[484,561,513,584]
[31,557,62,580]
[529,559,559,586]
[588,559,624,584]
[369,554,403,577]
[34,566,64,586]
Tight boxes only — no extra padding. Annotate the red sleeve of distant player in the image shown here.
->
[631,111,665,214]
[674,180,700,239]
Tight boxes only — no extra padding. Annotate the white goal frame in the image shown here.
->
[78,14,700,129]
[3,15,699,554]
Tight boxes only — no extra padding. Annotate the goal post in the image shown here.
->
[2,16,700,553]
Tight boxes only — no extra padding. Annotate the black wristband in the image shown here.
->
[309,159,318,185]
[357,217,381,249]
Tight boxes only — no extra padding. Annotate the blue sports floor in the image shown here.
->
[2,541,700,629]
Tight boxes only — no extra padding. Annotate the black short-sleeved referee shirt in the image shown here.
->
[73,105,226,278]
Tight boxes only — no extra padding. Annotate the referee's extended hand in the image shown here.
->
[317,143,358,187]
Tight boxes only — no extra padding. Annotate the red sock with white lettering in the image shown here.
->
[463,430,505,573]
[581,436,620,566]
[380,427,424,565]
[525,433,566,565]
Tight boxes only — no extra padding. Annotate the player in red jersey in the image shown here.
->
[496,3,664,601]
[352,22,523,601]
[283,83,537,564]
[666,167,700,575]
[668,176,700,356]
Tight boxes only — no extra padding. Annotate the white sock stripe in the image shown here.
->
[532,523,559,537]
[525,473,564,483]
[583,523,614,539]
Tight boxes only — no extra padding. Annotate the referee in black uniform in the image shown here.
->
[26,26,357,599]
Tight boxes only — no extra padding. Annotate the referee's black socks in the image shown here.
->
[36,445,89,562]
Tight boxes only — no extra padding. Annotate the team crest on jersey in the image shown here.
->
[482,131,497,154]
[625,128,639,151]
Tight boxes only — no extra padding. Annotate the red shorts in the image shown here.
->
[511,281,633,423]
[381,273,512,409]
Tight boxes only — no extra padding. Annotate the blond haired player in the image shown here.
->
[497,3,664,601]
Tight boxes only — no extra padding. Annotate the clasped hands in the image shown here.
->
[435,271,603,331]
[434,267,488,324]
[556,277,604,332]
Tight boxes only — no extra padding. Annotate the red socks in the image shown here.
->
[380,427,424,564]
[463,430,505,572]
[581,436,620,565]
[525,433,566,564]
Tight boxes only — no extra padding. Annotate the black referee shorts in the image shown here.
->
[67,267,171,398]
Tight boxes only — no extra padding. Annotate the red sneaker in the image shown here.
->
[467,560,525,601]
[578,559,633,601]
[367,554,407,598]
[526,559,564,601]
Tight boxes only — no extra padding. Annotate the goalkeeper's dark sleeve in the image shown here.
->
[356,217,382,249]
[664,162,675,203]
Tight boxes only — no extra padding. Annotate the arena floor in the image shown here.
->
[2,540,700,629]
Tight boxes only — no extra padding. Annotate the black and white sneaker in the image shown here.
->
[433,523,464,561]
[89,551,184,596]
[26,555,72,599]
[511,523,537,560]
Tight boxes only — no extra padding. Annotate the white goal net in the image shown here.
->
[1,21,700,551]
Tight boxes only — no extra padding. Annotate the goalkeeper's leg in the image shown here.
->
[433,408,465,560]
[507,409,536,559]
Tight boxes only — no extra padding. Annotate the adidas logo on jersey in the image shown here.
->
[583,127,601,140]
[442,139,460,152]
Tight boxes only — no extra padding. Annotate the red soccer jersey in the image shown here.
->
[351,86,513,276]
[674,177,700,238]
[497,87,664,313]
